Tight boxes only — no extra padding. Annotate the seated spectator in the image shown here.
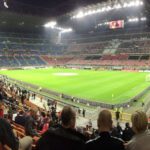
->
[0,118,33,150]
[126,111,150,150]
[37,111,46,130]
[0,102,4,118]
[39,118,49,135]
[86,110,125,150]
[25,109,39,137]
[15,110,26,127]
[36,106,86,150]
[122,122,134,142]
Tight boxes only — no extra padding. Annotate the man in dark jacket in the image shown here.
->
[15,111,26,127]
[0,118,19,150]
[122,122,134,142]
[36,106,86,150]
[86,110,125,150]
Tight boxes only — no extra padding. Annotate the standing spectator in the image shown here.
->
[78,108,81,115]
[82,109,86,117]
[117,122,123,136]
[33,93,36,100]
[126,111,150,150]
[141,100,145,107]
[116,108,120,121]
[86,110,125,150]
[122,122,134,142]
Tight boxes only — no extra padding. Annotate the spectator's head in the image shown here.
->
[30,109,37,119]
[131,111,148,134]
[61,106,76,129]
[125,122,130,128]
[41,112,46,118]
[97,110,112,132]
[19,110,24,115]
[117,122,120,127]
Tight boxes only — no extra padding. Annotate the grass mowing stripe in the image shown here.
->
[0,68,149,104]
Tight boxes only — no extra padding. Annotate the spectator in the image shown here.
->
[83,109,86,117]
[0,102,4,118]
[111,125,122,139]
[25,109,39,137]
[36,106,86,150]
[15,110,26,127]
[86,110,125,150]
[116,108,120,121]
[111,122,123,138]
[126,111,150,150]
[38,111,46,130]
[39,118,49,135]
[122,122,134,142]
[0,118,33,150]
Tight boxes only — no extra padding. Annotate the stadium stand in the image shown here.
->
[0,31,150,69]
[1,0,150,149]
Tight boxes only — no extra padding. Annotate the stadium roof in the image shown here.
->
[0,0,107,17]
[0,0,149,34]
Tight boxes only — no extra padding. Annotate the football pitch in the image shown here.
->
[0,68,150,104]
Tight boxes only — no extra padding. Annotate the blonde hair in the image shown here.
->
[131,111,148,133]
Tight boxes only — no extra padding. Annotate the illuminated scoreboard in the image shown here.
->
[109,20,124,29]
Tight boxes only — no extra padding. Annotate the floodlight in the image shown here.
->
[134,0,140,6]
[76,11,84,18]
[106,6,112,11]
[101,7,107,12]
[96,9,102,13]
[123,3,128,8]
[4,0,8,8]
[61,28,73,33]
[114,4,122,9]
[128,17,139,22]
[140,1,144,5]
[72,0,144,19]
[44,21,57,28]
[141,17,147,21]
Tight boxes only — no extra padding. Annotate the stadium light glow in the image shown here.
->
[141,17,147,21]
[128,17,139,22]
[3,0,9,8]
[44,21,57,28]
[76,11,84,18]
[114,4,121,9]
[61,28,73,33]
[44,21,73,33]
[72,0,144,19]
[128,17,147,22]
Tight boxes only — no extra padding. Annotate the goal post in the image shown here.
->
[146,74,150,82]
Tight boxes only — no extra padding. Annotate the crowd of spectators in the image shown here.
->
[0,79,150,150]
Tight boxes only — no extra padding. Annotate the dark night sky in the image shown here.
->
[9,0,106,16]
[12,0,104,8]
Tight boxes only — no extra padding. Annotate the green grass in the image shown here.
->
[0,68,150,104]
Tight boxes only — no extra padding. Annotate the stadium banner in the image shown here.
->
[109,20,124,29]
